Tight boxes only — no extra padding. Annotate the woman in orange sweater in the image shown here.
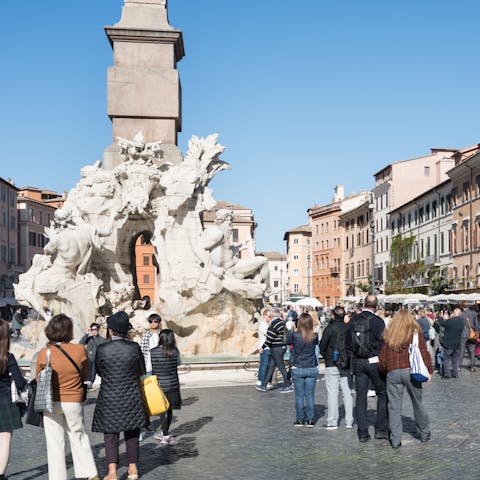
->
[379,309,433,449]
[36,314,98,480]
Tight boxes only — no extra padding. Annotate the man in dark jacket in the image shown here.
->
[79,322,106,386]
[256,309,293,393]
[320,305,353,429]
[438,308,465,378]
[346,295,388,442]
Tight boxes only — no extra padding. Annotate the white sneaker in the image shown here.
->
[266,383,274,390]
[153,431,164,441]
[256,380,262,386]
[367,390,376,397]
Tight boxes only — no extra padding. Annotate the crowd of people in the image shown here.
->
[1,295,479,478]
[0,310,182,480]
[256,295,480,447]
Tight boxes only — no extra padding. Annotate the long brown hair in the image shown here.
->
[0,319,10,374]
[297,313,315,343]
[383,309,421,352]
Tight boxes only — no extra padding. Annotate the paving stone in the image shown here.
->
[7,370,480,479]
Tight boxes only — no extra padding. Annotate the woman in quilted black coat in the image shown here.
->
[92,312,148,480]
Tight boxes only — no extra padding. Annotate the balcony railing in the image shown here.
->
[424,255,440,267]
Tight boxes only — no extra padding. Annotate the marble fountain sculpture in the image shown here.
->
[15,133,269,356]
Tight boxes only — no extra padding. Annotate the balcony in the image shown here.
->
[330,267,340,276]
[424,255,440,267]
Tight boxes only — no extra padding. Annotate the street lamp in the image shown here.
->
[369,193,375,295]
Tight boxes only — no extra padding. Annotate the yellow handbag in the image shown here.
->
[141,374,170,416]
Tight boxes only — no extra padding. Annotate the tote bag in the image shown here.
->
[141,374,170,416]
[409,332,430,383]
[34,347,54,413]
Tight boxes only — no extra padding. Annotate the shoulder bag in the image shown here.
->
[34,347,54,413]
[53,344,88,402]
[466,318,479,341]
[141,374,170,416]
[409,332,430,383]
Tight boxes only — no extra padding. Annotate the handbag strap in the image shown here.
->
[45,346,51,368]
[53,344,81,376]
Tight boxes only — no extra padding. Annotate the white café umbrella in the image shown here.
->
[296,297,323,308]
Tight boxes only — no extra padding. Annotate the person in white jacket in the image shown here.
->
[257,308,273,386]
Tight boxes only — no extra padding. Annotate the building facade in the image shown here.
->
[340,199,372,298]
[373,148,456,291]
[446,145,480,291]
[17,187,64,270]
[309,187,370,307]
[0,178,19,298]
[258,251,287,304]
[388,179,452,293]
[283,225,311,298]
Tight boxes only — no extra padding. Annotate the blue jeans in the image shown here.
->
[291,367,318,422]
[258,349,271,383]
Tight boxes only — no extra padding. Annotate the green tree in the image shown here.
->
[387,233,425,294]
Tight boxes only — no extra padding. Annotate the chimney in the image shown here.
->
[333,185,344,202]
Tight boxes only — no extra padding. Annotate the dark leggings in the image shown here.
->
[104,429,140,465]
[159,407,173,435]
[262,347,289,387]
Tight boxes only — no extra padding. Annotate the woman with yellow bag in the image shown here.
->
[150,329,182,445]
[92,311,149,480]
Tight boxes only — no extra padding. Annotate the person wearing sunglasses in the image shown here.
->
[80,322,106,387]
[140,314,163,374]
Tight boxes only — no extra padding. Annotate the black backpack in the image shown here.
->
[333,327,350,370]
[349,313,372,358]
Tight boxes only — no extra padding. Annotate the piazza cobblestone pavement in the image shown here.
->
[7,369,480,480]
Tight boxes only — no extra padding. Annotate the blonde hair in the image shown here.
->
[383,309,421,352]
[297,313,315,343]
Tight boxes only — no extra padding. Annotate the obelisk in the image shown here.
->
[103,0,185,169]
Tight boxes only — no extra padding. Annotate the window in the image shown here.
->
[143,274,150,284]
[46,213,51,225]
[39,211,43,225]
[293,269,299,276]
[38,233,46,248]
[29,232,36,246]
[9,191,14,206]
[293,255,299,260]
[463,181,470,202]
[2,211,5,226]
[143,255,150,266]
[441,232,445,254]
[0,245,6,261]
[0,186,6,202]
[273,280,279,288]
[424,166,430,176]
[28,208,34,222]
[274,265,278,271]
[10,215,15,229]
[293,238,299,245]
[9,247,15,264]
[232,228,239,243]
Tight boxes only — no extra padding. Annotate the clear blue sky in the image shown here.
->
[1,1,479,252]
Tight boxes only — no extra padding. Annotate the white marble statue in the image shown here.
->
[15,132,269,355]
